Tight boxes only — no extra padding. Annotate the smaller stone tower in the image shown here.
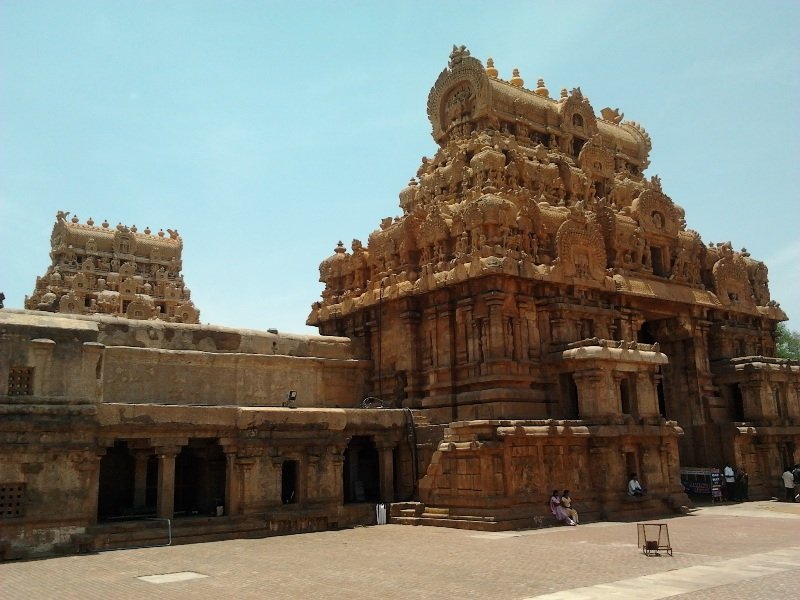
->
[25,211,200,323]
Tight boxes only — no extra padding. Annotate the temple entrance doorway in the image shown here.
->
[638,318,699,465]
[342,436,380,503]
[98,441,158,521]
[559,373,580,419]
[173,438,226,517]
[98,441,135,520]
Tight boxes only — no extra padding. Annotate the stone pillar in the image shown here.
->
[634,371,660,418]
[423,306,437,371]
[132,450,151,509]
[155,446,180,518]
[611,372,626,415]
[485,293,506,359]
[436,303,453,369]
[791,383,800,420]
[455,300,472,365]
[29,338,56,396]
[80,342,104,402]
[223,449,240,516]
[549,317,568,345]
[0,333,13,395]
[573,370,613,419]
[399,309,422,403]
[517,298,540,360]
[235,458,256,513]
[739,379,768,421]
[78,450,105,526]
[377,444,395,503]
[572,371,596,418]
[330,446,346,504]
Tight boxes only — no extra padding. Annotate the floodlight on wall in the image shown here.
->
[283,390,297,409]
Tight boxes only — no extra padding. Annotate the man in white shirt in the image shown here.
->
[628,473,644,497]
[724,465,735,501]
[782,467,795,502]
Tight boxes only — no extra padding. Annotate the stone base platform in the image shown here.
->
[389,493,686,531]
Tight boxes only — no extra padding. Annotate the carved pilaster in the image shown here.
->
[132,449,151,509]
[634,371,659,418]
[29,338,55,396]
[377,444,396,503]
[81,342,104,402]
[485,292,506,359]
[154,445,182,519]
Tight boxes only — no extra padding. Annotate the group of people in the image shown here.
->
[549,490,579,526]
[550,475,644,526]
[782,465,800,502]
[722,464,749,501]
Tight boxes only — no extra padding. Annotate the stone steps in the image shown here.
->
[86,513,332,552]
[389,501,548,532]
[388,496,682,532]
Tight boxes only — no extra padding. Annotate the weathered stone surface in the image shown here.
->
[2,46,798,558]
[309,47,800,521]
[25,213,200,323]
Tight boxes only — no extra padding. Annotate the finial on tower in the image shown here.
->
[485,57,498,78]
[510,68,524,87]
[535,78,549,98]
[448,45,471,68]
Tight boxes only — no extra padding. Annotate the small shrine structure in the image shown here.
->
[25,212,199,323]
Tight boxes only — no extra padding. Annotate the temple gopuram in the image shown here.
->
[25,211,199,323]
[0,46,798,559]
[309,46,799,523]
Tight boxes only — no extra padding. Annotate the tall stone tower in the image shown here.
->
[310,46,797,515]
[26,211,200,323]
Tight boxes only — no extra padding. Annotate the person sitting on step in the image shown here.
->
[549,489,576,526]
[560,490,579,524]
[628,473,645,497]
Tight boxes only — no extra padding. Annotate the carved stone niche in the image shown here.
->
[578,135,614,182]
[560,90,598,137]
[551,217,607,282]
[631,190,681,237]
[443,82,476,131]
[713,251,755,308]
[427,51,489,144]
[113,229,136,255]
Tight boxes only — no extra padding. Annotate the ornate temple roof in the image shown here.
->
[25,211,199,323]
[309,46,785,329]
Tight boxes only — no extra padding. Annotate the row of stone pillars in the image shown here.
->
[113,436,399,521]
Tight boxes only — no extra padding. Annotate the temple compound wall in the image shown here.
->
[308,47,800,523]
[0,310,419,557]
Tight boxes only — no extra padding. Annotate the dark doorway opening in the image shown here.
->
[730,384,745,421]
[98,441,135,520]
[657,378,667,418]
[342,436,380,503]
[560,373,580,419]
[620,377,632,415]
[281,460,298,504]
[650,246,665,276]
[174,439,226,517]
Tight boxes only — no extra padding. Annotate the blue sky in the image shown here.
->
[2,0,798,333]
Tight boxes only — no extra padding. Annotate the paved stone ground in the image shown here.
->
[1,500,798,599]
